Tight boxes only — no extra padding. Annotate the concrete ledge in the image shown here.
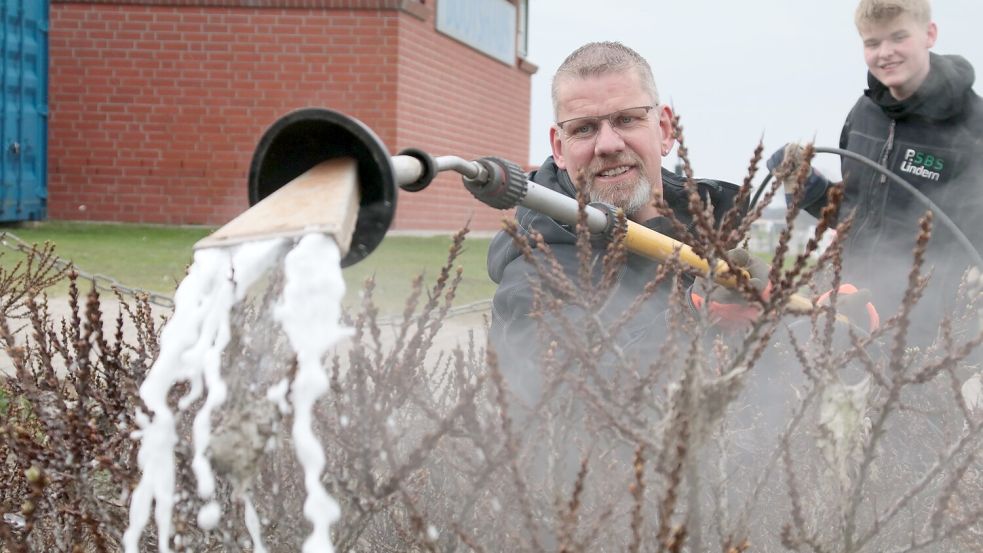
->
[399,0,431,20]
[518,57,538,75]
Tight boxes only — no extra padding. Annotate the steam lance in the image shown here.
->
[195,108,817,313]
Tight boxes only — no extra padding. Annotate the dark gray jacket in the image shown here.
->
[486,157,742,402]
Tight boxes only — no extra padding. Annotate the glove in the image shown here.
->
[766,143,832,205]
[690,248,772,330]
[816,284,880,334]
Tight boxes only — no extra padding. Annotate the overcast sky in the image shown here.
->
[525,0,983,185]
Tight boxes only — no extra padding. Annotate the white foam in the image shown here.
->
[124,246,227,553]
[123,238,288,553]
[125,233,348,552]
[197,500,221,530]
[243,493,268,553]
[275,233,351,552]
[266,378,292,415]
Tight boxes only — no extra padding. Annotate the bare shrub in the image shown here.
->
[0,245,157,552]
[1,135,981,552]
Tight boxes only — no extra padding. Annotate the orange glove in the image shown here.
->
[816,284,880,333]
[690,249,771,330]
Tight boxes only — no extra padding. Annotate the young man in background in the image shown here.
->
[768,0,983,336]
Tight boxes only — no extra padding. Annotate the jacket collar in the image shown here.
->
[865,53,976,121]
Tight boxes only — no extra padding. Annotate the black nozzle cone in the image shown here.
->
[248,108,397,267]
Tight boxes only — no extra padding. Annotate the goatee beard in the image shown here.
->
[586,175,653,217]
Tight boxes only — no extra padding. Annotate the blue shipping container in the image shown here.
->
[1,0,47,222]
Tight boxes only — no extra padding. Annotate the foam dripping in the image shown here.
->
[124,233,348,552]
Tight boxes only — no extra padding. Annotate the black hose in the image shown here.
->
[749,172,772,209]
[748,146,983,268]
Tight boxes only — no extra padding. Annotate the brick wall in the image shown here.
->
[47,1,533,231]
[392,4,529,232]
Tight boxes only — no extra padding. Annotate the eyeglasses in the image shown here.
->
[555,106,656,141]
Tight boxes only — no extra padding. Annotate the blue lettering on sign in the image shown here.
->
[436,0,517,66]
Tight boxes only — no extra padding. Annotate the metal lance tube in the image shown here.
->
[353,146,818,314]
[202,107,820,315]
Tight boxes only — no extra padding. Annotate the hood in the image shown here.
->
[865,53,976,120]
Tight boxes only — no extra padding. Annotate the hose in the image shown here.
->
[749,172,772,210]
[748,146,983,268]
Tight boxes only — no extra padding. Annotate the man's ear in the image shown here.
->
[657,104,676,156]
[926,21,938,48]
[550,126,566,169]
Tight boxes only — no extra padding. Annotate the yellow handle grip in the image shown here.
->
[622,220,816,314]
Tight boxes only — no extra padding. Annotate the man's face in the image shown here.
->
[859,15,937,100]
[550,70,674,220]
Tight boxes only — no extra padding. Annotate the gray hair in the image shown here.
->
[551,41,660,119]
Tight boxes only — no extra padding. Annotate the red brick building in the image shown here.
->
[47,0,535,232]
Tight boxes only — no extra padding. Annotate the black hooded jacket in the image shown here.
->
[486,158,742,402]
[805,53,983,317]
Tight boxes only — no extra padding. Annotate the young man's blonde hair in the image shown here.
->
[855,0,932,28]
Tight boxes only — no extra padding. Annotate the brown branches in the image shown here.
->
[3,134,983,552]
[0,248,153,551]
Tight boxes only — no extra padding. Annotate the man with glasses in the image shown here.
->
[486,41,747,405]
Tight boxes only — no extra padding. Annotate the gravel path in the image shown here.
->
[0,296,489,377]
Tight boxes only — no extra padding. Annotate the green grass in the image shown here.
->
[0,221,212,294]
[0,221,812,316]
[342,234,496,311]
[0,221,496,313]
